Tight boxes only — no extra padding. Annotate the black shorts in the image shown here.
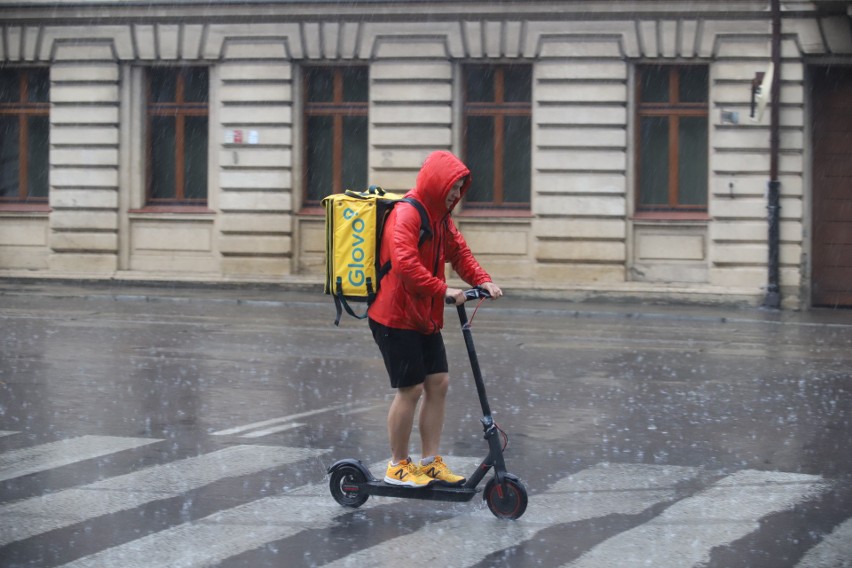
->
[369,318,448,389]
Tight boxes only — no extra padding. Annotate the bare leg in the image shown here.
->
[387,384,423,463]
[419,372,449,458]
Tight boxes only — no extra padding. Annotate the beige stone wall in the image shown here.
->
[49,44,121,275]
[706,35,805,307]
[218,57,293,278]
[0,215,49,270]
[0,1,849,308]
[529,26,629,286]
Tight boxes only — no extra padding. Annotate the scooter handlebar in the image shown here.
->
[445,287,492,304]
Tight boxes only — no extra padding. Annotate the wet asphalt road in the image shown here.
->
[1,280,851,567]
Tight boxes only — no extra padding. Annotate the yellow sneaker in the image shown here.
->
[419,456,466,486]
[384,458,436,488]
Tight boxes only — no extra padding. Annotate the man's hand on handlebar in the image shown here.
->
[479,281,503,300]
[445,287,466,306]
[445,282,503,305]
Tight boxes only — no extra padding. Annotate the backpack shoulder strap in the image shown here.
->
[377,197,433,282]
[400,197,431,246]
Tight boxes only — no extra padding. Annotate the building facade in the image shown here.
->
[1,0,850,309]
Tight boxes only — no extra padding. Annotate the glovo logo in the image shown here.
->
[343,207,366,288]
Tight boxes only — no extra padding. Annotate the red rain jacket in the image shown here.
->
[368,151,491,334]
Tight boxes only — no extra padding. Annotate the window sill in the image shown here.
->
[456,208,533,219]
[0,203,51,213]
[128,206,215,214]
[298,206,325,216]
[632,211,711,222]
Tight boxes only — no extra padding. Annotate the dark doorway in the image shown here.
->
[811,66,852,307]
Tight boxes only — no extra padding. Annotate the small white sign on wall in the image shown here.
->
[225,129,244,144]
[224,129,258,144]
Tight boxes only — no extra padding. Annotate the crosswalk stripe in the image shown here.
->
[795,517,852,568]
[318,463,702,568]
[240,422,306,438]
[59,495,352,568]
[563,469,829,568]
[0,431,18,439]
[211,403,365,437]
[58,456,483,568]
[0,435,161,483]
[234,404,382,438]
[0,444,325,547]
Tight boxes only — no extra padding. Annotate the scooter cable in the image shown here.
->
[495,422,509,451]
[468,297,487,326]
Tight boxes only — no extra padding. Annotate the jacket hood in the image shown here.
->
[408,151,471,218]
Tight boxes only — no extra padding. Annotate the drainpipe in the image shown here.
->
[762,0,782,309]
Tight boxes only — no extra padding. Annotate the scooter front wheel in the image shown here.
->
[329,463,369,508]
[484,476,528,520]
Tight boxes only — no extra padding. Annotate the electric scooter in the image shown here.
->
[327,287,528,520]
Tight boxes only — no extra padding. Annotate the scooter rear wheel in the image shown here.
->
[329,464,369,508]
[484,476,528,520]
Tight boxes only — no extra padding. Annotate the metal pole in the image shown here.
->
[762,0,782,309]
[456,305,493,419]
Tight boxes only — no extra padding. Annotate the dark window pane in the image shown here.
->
[0,117,20,198]
[636,65,708,212]
[183,116,208,200]
[0,70,20,103]
[678,116,708,205]
[27,116,49,198]
[639,116,669,206]
[463,64,532,206]
[306,115,334,202]
[465,116,494,203]
[504,66,532,103]
[465,65,494,103]
[503,116,531,203]
[149,69,176,103]
[150,116,176,199]
[183,68,209,103]
[28,69,50,103]
[343,67,368,102]
[306,68,334,103]
[679,67,708,103]
[640,67,669,103]
[342,115,368,191]
[145,67,208,204]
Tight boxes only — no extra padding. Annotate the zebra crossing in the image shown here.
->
[209,402,384,438]
[1,432,850,568]
[0,435,159,483]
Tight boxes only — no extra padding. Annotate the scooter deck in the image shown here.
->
[366,480,479,502]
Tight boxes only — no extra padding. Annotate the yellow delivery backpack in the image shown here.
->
[322,185,430,326]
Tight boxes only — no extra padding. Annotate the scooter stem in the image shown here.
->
[456,303,493,420]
